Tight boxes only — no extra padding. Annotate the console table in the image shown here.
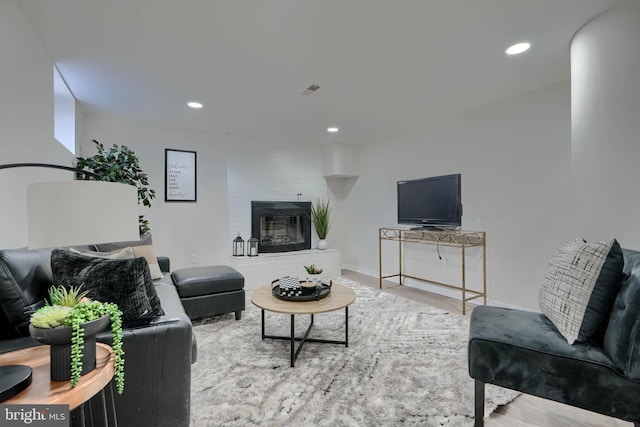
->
[378,227,486,314]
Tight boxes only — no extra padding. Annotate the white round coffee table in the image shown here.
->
[251,282,356,367]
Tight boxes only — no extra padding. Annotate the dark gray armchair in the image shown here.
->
[468,248,640,427]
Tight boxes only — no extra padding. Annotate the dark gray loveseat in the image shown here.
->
[469,248,640,426]
[0,246,197,427]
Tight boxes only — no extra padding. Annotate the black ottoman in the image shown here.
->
[171,265,245,320]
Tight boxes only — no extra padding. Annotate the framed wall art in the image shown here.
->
[165,149,197,202]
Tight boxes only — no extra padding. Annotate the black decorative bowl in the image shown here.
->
[28,315,110,345]
[271,278,332,301]
[29,314,110,381]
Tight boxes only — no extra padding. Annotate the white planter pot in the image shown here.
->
[306,273,322,284]
[317,239,328,250]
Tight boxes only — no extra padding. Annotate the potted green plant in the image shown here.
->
[303,264,323,284]
[29,285,125,394]
[75,139,156,234]
[310,198,331,250]
[304,264,323,275]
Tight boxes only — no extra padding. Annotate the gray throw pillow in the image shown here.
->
[95,232,153,252]
[94,233,164,280]
[51,249,164,324]
[538,238,624,344]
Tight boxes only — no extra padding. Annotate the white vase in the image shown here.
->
[307,273,322,284]
[317,239,328,250]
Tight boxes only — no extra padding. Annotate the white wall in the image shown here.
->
[227,134,329,248]
[343,83,573,310]
[0,0,75,248]
[571,0,640,248]
[78,118,334,269]
[78,113,229,270]
[325,176,357,264]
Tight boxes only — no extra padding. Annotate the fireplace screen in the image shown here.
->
[251,201,311,253]
[260,215,304,246]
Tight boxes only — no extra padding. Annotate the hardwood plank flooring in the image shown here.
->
[341,269,633,427]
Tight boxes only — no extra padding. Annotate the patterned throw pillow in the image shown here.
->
[51,249,164,324]
[538,238,624,344]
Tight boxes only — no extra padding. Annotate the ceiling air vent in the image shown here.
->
[302,84,320,95]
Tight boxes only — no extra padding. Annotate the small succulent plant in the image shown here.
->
[304,264,323,274]
[48,285,90,307]
[30,305,72,328]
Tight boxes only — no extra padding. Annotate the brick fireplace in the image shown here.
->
[251,201,312,253]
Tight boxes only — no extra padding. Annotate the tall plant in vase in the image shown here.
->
[75,139,156,234]
[311,198,331,250]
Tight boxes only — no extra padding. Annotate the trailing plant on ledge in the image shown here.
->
[75,139,156,234]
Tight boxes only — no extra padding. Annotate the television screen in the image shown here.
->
[397,173,462,228]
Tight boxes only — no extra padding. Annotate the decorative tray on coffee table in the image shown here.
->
[271,276,332,301]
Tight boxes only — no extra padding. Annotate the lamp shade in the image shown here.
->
[27,181,139,249]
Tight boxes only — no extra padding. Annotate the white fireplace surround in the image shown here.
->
[229,249,341,290]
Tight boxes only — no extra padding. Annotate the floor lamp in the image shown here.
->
[0,162,139,401]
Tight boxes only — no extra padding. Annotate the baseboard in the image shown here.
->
[340,264,533,312]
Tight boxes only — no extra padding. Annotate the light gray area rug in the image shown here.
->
[190,278,517,426]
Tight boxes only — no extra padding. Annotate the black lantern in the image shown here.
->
[247,237,259,257]
[233,233,244,256]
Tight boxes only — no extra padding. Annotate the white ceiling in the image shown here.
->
[19,0,621,146]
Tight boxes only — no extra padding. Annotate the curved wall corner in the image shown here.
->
[570,0,640,245]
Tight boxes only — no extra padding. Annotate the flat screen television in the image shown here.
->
[397,173,462,229]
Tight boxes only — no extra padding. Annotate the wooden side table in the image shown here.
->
[0,343,116,426]
[251,282,356,367]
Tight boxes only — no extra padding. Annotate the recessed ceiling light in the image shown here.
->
[327,127,339,133]
[505,42,531,55]
[187,101,203,109]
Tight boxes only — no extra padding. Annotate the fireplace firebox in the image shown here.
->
[251,201,312,253]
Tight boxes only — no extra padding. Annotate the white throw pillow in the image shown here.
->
[131,245,164,280]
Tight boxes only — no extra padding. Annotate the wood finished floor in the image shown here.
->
[341,269,633,427]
